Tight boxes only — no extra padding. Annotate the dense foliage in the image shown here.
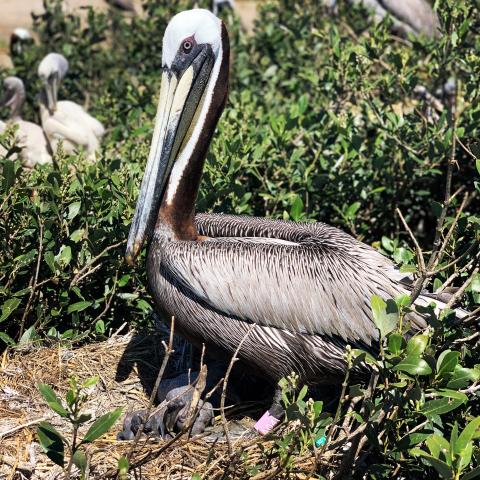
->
[0,0,479,477]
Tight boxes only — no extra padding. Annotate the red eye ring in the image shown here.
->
[183,40,193,53]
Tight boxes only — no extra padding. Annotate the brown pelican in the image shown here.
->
[126,9,465,434]
[0,77,52,168]
[38,53,105,162]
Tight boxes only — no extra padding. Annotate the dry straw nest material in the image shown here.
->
[0,333,324,479]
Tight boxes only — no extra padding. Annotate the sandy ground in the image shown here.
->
[0,0,257,67]
[0,0,258,42]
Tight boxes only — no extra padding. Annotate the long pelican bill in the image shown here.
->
[44,73,59,112]
[125,43,215,265]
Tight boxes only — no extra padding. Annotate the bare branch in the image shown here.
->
[71,239,126,286]
[221,323,256,455]
[125,317,175,463]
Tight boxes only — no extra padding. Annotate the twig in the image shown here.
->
[396,208,426,302]
[438,250,479,293]
[459,383,480,395]
[435,241,477,275]
[70,239,125,286]
[92,272,118,324]
[429,192,469,273]
[0,416,48,440]
[461,306,480,327]
[125,317,175,463]
[445,266,479,309]
[452,331,480,347]
[18,220,44,339]
[111,322,128,337]
[426,79,458,274]
[221,323,256,456]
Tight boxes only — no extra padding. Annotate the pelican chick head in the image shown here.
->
[38,53,69,113]
[10,28,34,55]
[0,76,26,118]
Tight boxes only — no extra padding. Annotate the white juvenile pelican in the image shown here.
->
[0,76,52,168]
[38,53,105,161]
[126,9,468,436]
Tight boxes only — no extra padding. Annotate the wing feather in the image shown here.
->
[159,214,426,345]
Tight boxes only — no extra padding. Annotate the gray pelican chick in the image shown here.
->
[38,53,105,162]
[126,9,467,435]
[0,76,52,168]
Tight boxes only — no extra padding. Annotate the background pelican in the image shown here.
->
[126,9,466,435]
[0,76,52,168]
[38,53,105,162]
[10,28,34,56]
[212,0,235,16]
[344,0,440,38]
[105,0,137,14]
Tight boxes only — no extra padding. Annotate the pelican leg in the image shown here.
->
[254,386,284,435]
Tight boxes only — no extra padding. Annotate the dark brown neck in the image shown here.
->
[157,23,230,241]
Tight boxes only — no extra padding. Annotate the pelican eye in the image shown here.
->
[182,40,193,53]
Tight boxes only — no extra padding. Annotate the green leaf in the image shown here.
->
[67,301,92,314]
[455,417,480,454]
[37,384,69,417]
[0,298,21,323]
[297,384,308,402]
[3,160,15,189]
[76,413,93,424]
[421,390,467,417]
[67,201,81,220]
[18,326,39,346]
[459,441,473,472]
[371,295,398,337]
[476,159,480,176]
[118,456,129,477]
[72,450,88,474]
[406,335,429,356]
[82,376,99,389]
[447,366,480,389]
[289,195,304,221]
[70,228,85,242]
[0,331,16,345]
[394,355,432,376]
[426,434,450,461]
[37,421,65,467]
[81,407,123,444]
[388,333,405,355]
[410,449,453,478]
[436,350,459,377]
[346,201,360,220]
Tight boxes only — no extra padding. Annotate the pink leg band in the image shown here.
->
[254,411,280,435]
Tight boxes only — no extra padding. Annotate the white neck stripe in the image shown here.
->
[164,42,223,204]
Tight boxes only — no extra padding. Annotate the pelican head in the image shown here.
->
[38,53,69,113]
[126,9,229,264]
[10,28,34,56]
[0,76,26,118]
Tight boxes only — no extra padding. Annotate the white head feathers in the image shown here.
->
[162,9,222,68]
[38,53,69,81]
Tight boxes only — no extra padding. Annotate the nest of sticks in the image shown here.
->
[0,330,333,480]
